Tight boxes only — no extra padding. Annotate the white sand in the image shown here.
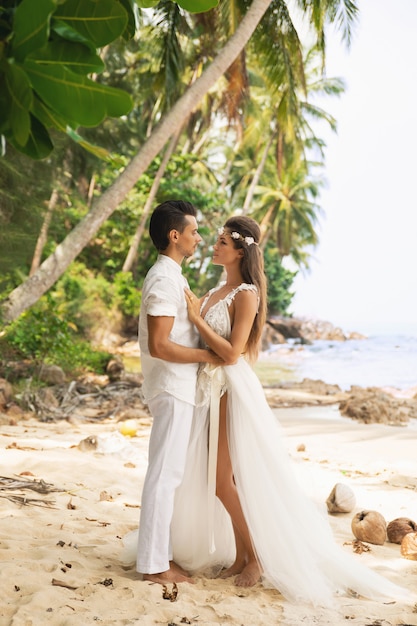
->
[1,405,416,625]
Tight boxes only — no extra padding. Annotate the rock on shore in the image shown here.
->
[262,316,366,348]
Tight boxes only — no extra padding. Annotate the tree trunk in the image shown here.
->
[242,133,274,214]
[276,129,284,179]
[219,139,241,193]
[0,0,273,324]
[122,129,180,272]
[29,188,59,276]
[259,202,277,249]
[87,174,96,208]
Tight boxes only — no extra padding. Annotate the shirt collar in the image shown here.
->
[157,253,182,274]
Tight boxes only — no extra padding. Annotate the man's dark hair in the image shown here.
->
[149,200,197,251]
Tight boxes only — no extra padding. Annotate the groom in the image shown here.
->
[137,200,219,584]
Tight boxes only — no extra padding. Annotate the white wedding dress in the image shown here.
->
[169,283,411,606]
[123,283,412,607]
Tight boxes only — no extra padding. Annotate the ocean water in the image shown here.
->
[257,333,417,391]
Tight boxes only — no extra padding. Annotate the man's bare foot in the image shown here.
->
[143,565,194,584]
[234,561,261,587]
[219,559,246,579]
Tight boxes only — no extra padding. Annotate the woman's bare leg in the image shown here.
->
[219,521,246,578]
[216,394,261,587]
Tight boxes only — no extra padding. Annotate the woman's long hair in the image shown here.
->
[224,216,267,362]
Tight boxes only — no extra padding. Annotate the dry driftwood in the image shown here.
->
[20,379,147,422]
[0,476,62,493]
[0,475,63,508]
[0,493,57,508]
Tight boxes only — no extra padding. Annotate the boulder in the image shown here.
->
[106,357,125,381]
[0,378,13,408]
[37,364,66,385]
[264,316,366,346]
[339,387,417,425]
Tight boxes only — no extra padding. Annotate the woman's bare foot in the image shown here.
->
[143,565,194,584]
[170,560,190,577]
[234,561,261,587]
[219,559,246,579]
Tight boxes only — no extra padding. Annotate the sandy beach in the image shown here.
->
[1,398,417,625]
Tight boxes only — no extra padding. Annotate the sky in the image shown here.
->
[290,0,417,336]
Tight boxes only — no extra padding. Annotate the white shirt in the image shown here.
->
[139,254,200,405]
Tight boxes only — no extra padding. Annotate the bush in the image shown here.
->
[4,305,111,375]
[113,271,141,317]
[264,243,296,315]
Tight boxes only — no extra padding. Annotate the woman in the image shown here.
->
[170,215,412,606]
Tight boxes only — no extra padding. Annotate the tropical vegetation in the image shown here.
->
[0,0,358,376]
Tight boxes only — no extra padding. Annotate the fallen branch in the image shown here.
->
[20,379,147,422]
[0,493,57,507]
[0,475,62,507]
[0,475,63,493]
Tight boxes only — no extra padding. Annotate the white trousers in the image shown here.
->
[137,392,194,574]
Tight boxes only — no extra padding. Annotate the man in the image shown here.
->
[137,200,218,584]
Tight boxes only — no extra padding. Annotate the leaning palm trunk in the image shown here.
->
[0,0,274,324]
[122,129,181,272]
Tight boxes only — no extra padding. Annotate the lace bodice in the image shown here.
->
[200,282,258,341]
[196,283,258,407]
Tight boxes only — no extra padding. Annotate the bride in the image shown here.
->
[168,215,412,606]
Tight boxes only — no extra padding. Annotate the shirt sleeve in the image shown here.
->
[144,275,181,317]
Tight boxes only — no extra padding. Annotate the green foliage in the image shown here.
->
[0,0,221,159]
[0,0,134,159]
[113,271,142,317]
[0,0,347,342]
[48,261,140,332]
[263,242,297,315]
[4,304,111,374]
[0,143,57,276]
[136,0,218,12]
[1,261,142,375]
[52,262,119,335]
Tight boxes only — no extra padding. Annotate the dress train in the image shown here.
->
[168,358,412,606]
[122,282,413,606]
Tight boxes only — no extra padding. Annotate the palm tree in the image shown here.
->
[121,128,182,272]
[0,0,358,323]
[228,44,344,266]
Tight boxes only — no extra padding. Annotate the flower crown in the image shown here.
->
[218,226,258,246]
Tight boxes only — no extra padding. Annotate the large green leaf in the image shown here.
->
[117,0,138,39]
[135,0,158,7]
[12,0,57,61]
[24,61,133,126]
[31,93,76,131]
[32,95,115,160]
[28,40,105,75]
[66,127,112,160]
[174,0,219,12]
[54,0,128,47]
[134,0,219,10]
[5,62,33,146]
[51,19,99,47]
[9,114,53,159]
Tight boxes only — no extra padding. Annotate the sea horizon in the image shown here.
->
[258,327,417,392]
[291,314,417,340]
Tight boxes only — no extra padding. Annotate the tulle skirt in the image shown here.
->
[170,358,411,606]
[123,358,412,607]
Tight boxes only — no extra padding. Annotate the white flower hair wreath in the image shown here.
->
[218,226,257,246]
